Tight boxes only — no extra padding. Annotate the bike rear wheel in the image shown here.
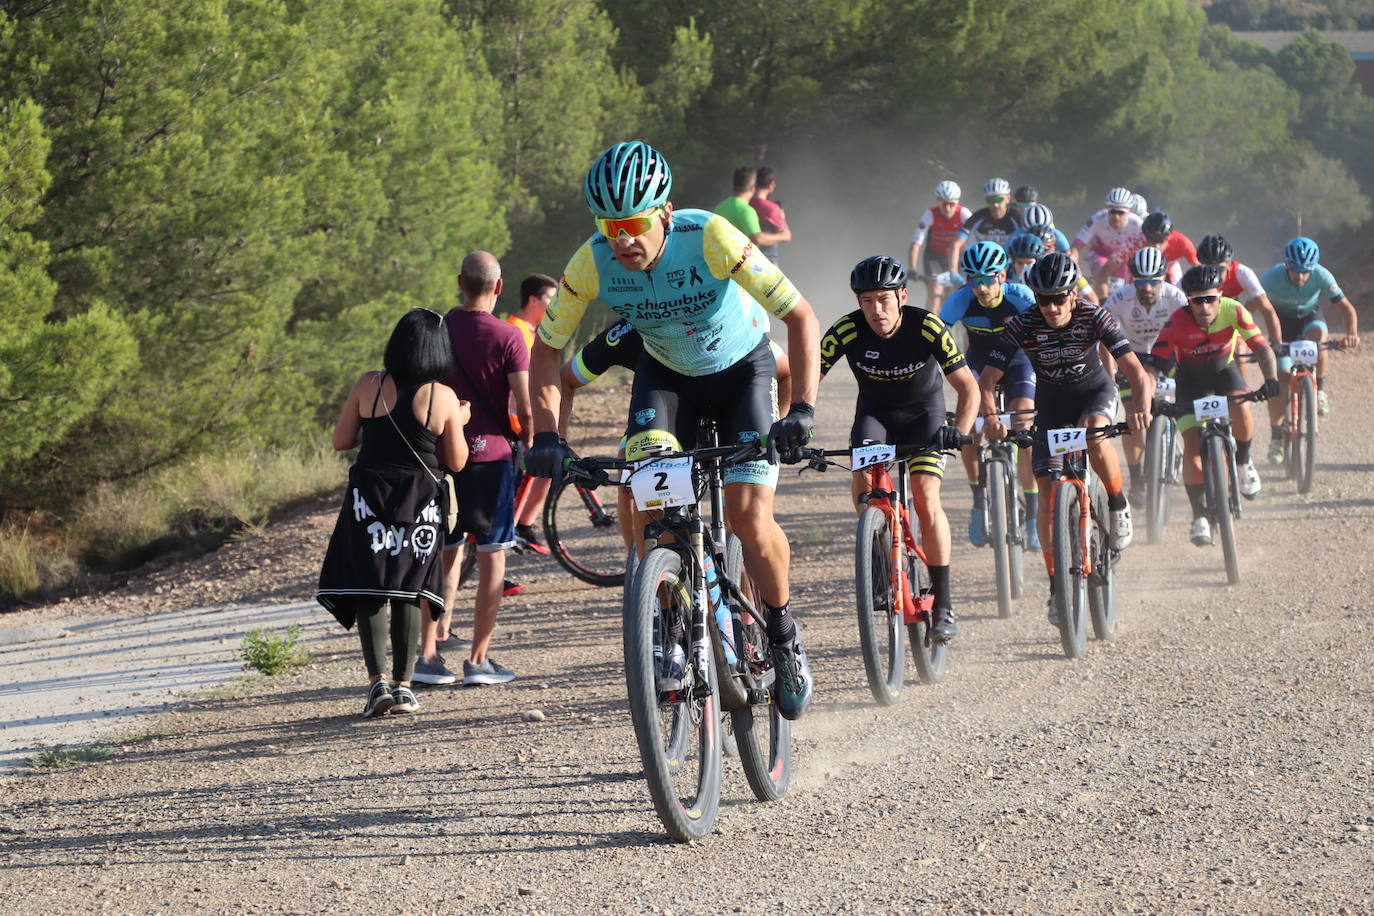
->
[545,478,625,587]
[855,507,905,704]
[906,557,948,684]
[987,459,1015,619]
[1087,480,1117,640]
[1051,481,1088,659]
[1144,416,1167,544]
[721,535,792,801]
[1205,434,1240,585]
[624,547,722,841]
[1295,374,1318,494]
[1009,487,1025,599]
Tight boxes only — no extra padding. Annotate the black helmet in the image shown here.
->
[849,255,907,293]
[1141,211,1172,244]
[1025,252,1080,295]
[1014,184,1038,205]
[1180,264,1224,294]
[1196,234,1233,266]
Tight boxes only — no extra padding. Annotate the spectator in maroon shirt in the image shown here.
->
[413,251,531,687]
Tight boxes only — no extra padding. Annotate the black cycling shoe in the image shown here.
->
[930,606,958,643]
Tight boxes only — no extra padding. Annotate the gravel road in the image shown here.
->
[2,364,1372,914]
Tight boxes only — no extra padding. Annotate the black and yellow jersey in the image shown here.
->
[819,306,966,407]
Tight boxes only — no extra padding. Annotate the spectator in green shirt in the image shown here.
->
[714,166,792,250]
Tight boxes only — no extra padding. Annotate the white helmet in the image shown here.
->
[1130,192,1148,218]
[1129,246,1166,280]
[983,177,1011,197]
[1105,187,1134,208]
[934,180,961,201]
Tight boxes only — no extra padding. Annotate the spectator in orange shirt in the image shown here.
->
[507,274,557,554]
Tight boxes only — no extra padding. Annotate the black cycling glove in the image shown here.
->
[936,425,967,452]
[526,431,571,482]
[1260,378,1281,400]
[767,402,816,464]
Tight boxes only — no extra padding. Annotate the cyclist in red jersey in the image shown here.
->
[908,180,971,311]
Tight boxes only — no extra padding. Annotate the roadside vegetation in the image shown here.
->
[1,0,1371,604]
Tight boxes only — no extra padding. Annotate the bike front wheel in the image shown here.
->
[1051,481,1088,659]
[1087,479,1117,640]
[987,459,1015,619]
[1204,434,1240,585]
[624,547,722,841]
[854,507,906,704]
[1294,373,1318,494]
[1144,416,1167,544]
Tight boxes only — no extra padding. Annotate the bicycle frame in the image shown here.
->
[859,461,933,627]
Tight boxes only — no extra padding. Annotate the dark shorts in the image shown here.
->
[923,251,953,279]
[851,396,946,478]
[447,459,516,551]
[1175,364,1247,433]
[624,336,778,487]
[966,344,1037,403]
[1278,311,1328,343]
[1031,378,1119,478]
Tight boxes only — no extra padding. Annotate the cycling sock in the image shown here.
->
[1235,439,1252,465]
[969,482,985,510]
[1185,483,1205,517]
[1317,376,1326,391]
[929,564,951,610]
[1128,463,1141,485]
[764,600,796,644]
[1023,489,1038,526]
[1103,475,1126,511]
[1271,424,1286,442]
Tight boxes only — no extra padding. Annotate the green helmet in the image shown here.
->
[583,141,673,218]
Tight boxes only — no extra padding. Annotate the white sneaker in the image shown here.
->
[657,643,688,693]
[1190,516,1212,546]
[1318,389,1330,416]
[1109,504,1133,550]
[1238,461,1261,500]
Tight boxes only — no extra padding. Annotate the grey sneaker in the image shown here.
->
[389,684,420,714]
[436,633,472,651]
[362,680,394,718]
[463,657,515,686]
[412,654,458,686]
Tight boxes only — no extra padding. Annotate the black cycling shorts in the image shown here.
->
[851,394,946,478]
[1031,378,1119,478]
[624,335,778,487]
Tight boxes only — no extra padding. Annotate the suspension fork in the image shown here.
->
[1057,475,1092,578]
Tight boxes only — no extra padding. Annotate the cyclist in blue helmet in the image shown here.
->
[527,140,822,720]
[1258,236,1361,452]
[940,241,1042,550]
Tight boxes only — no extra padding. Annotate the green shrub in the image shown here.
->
[239,622,311,675]
[27,745,116,769]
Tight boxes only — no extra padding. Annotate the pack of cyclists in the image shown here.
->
[518,144,1362,726]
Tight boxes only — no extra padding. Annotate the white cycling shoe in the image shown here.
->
[1190,516,1213,546]
[1109,504,1133,550]
[1238,461,1261,500]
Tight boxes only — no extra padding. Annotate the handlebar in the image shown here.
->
[1152,389,1268,419]
[798,434,974,474]
[562,442,767,487]
[1004,423,1129,449]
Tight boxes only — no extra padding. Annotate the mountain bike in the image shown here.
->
[543,476,624,586]
[801,433,970,703]
[1156,390,1268,586]
[1276,340,1343,495]
[973,396,1035,618]
[1005,424,1127,659]
[563,430,791,842]
[1142,375,1183,545]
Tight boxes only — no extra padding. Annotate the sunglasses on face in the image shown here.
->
[595,207,663,241]
[971,275,1000,288]
[1108,208,1129,216]
[1187,294,1220,304]
[1286,264,1312,275]
[985,196,1007,205]
[1134,277,1163,287]
[1037,292,1072,305]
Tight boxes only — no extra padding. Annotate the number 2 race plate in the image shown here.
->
[629,457,694,510]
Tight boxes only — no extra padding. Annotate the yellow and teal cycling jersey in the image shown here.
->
[537,208,800,377]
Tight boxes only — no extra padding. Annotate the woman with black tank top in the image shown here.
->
[317,309,471,718]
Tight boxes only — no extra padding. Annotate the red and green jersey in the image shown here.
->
[1150,297,1267,382]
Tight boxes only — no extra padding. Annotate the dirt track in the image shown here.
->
[2,361,1373,914]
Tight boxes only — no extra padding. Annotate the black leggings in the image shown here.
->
[350,599,421,682]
